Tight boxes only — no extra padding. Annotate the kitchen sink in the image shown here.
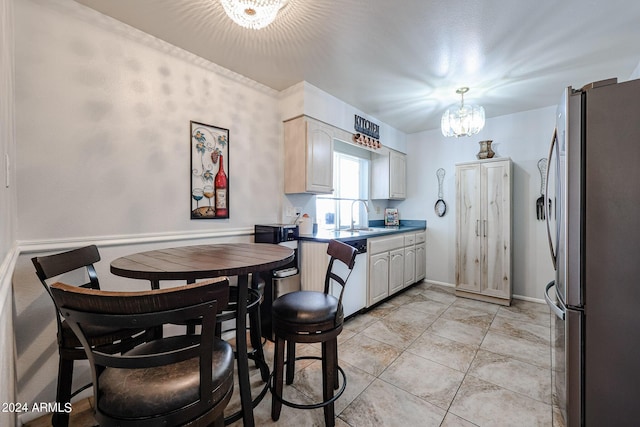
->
[343,227,392,234]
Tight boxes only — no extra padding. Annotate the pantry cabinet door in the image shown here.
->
[480,160,511,299]
[456,164,482,293]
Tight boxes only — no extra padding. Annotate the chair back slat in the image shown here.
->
[327,240,357,269]
[32,245,101,289]
[63,303,215,369]
[50,277,229,315]
[323,240,357,305]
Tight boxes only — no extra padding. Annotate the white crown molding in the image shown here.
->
[58,0,279,97]
[278,80,306,99]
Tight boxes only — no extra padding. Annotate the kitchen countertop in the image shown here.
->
[297,220,426,243]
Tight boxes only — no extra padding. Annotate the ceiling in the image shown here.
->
[74,0,640,134]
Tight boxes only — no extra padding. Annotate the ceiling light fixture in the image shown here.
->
[441,87,485,137]
[220,0,288,30]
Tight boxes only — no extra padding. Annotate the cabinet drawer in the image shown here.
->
[368,235,405,254]
[404,233,415,246]
[415,232,426,244]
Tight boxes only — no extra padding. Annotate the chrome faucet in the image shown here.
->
[350,199,369,231]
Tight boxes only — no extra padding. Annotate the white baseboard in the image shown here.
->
[423,279,546,305]
[512,294,546,305]
[422,279,455,288]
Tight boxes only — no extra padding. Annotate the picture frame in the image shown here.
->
[384,208,399,226]
[190,121,229,219]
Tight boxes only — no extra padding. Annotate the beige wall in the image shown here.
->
[15,0,283,242]
[12,0,285,422]
[1,0,17,425]
[400,106,557,301]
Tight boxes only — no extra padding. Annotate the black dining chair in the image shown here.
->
[31,245,154,427]
[49,277,234,427]
[180,274,268,425]
[270,239,357,427]
[216,274,268,376]
[184,273,267,378]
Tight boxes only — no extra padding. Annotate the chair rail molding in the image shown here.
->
[17,227,255,254]
[0,243,19,427]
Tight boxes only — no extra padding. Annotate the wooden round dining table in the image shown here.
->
[110,242,295,427]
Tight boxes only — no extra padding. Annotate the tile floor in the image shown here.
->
[27,282,558,427]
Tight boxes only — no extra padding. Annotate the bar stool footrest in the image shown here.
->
[269,356,347,410]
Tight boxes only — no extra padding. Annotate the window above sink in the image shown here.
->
[316,148,370,232]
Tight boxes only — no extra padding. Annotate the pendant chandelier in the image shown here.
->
[220,0,288,30]
[441,87,485,137]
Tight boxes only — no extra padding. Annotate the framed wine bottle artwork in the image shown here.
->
[190,121,229,219]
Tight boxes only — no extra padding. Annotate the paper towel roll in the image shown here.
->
[299,217,313,235]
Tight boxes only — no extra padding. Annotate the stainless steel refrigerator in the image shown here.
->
[544,78,640,426]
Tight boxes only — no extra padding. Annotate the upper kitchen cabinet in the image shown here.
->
[455,158,512,305]
[371,148,406,200]
[284,115,334,194]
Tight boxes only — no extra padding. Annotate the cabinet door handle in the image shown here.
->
[476,220,479,236]
[484,220,487,237]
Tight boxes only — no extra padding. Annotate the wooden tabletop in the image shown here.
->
[110,243,295,281]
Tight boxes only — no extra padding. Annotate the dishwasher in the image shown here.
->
[330,239,367,318]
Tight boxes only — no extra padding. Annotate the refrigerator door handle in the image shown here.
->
[544,280,565,320]
[545,128,558,270]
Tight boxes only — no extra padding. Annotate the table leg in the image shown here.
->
[149,279,163,339]
[186,279,196,335]
[236,274,255,427]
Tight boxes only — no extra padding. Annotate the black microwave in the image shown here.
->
[254,224,299,243]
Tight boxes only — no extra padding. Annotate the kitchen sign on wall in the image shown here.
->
[353,114,382,149]
[354,114,380,139]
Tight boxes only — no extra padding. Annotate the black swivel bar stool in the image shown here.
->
[270,239,357,427]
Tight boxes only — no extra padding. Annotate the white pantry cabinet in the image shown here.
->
[455,158,512,305]
[371,148,406,200]
[284,115,334,194]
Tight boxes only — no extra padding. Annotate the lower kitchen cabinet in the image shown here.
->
[389,248,405,294]
[368,252,389,305]
[367,230,426,307]
[299,230,427,310]
[415,242,426,281]
[403,233,416,287]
